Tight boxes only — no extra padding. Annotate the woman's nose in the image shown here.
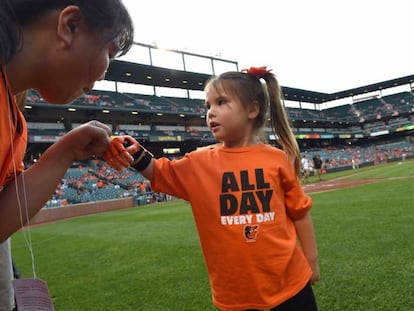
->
[98,70,107,81]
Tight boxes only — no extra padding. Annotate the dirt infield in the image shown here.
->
[302,178,379,194]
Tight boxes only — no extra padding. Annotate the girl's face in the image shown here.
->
[205,84,259,148]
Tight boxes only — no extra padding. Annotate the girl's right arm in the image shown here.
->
[138,160,154,181]
[103,135,155,181]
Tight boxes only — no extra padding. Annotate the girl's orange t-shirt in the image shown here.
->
[152,143,312,310]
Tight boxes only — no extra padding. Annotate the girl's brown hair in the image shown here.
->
[205,70,301,176]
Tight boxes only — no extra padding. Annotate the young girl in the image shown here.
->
[0,1,134,309]
[105,67,319,311]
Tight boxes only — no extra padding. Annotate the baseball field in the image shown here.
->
[12,159,414,310]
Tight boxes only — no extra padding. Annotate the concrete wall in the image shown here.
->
[29,197,134,226]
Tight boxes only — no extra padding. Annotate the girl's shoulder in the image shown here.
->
[255,143,287,157]
[184,143,287,160]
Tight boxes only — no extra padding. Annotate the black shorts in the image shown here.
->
[245,282,318,311]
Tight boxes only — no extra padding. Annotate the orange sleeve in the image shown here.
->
[0,72,27,187]
[151,155,193,201]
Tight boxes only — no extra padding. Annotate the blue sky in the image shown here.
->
[120,0,414,94]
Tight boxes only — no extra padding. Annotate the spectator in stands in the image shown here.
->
[0,1,133,309]
[96,180,104,188]
[105,67,319,310]
[312,154,322,181]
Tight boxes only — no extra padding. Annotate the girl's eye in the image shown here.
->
[205,103,211,109]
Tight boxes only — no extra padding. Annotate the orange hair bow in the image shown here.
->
[241,66,272,77]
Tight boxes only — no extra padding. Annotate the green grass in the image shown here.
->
[13,203,212,310]
[342,160,414,179]
[12,160,414,310]
[305,158,413,183]
[311,178,413,310]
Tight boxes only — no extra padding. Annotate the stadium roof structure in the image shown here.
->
[106,60,414,105]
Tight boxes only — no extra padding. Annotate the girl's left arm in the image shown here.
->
[294,212,320,285]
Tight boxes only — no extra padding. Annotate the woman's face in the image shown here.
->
[40,36,117,104]
[36,8,118,104]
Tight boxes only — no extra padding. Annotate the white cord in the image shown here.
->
[4,71,37,279]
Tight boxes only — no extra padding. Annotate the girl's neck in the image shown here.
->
[222,136,261,148]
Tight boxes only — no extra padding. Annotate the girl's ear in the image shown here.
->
[56,5,83,48]
[247,101,260,119]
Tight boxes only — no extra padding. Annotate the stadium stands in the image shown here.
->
[25,89,414,141]
[22,49,414,209]
[41,134,414,209]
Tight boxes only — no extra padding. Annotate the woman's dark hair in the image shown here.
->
[0,0,134,65]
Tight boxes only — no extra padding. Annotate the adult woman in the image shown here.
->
[0,1,134,309]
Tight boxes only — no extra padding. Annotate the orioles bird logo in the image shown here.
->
[244,225,259,242]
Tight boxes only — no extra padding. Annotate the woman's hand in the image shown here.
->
[56,120,112,162]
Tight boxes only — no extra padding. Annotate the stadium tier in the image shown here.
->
[20,45,414,207]
[24,88,414,149]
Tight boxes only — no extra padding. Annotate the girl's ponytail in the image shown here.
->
[265,75,300,176]
[239,67,301,176]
